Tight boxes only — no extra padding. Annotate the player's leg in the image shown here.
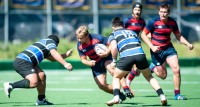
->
[137,54,167,106]
[126,64,139,96]
[34,66,53,105]
[126,64,140,84]
[140,68,167,106]
[107,68,129,106]
[150,50,168,79]
[166,55,187,100]
[4,58,37,98]
[106,60,134,98]
[94,73,113,94]
[107,56,134,106]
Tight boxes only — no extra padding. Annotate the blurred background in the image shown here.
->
[0,0,200,61]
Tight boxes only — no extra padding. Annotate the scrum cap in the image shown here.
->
[132,2,142,10]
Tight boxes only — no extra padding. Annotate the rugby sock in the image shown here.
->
[174,90,180,95]
[38,95,46,101]
[10,79,30,88]
[126,70,136,86]
[113,89,120,96]
[123,86,130,92]
[156,88,164,96]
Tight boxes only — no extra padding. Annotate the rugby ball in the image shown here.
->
[94,43,108,54]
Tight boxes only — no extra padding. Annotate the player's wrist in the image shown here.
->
[112,58,117,63]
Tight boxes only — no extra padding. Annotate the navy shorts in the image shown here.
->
[117,54,149,71]
[150,44,177,66]
[91,56,112,78]
[13,58,36,78]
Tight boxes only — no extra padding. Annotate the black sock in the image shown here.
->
[10,79,30,88]
[38,95,46,101]
[113,89,120,96]
[156,88,164,96]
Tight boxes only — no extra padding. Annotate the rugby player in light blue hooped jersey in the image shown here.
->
[106,17,167,106]
[4,35,73,105]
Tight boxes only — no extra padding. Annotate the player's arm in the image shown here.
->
[47,49,73,71]
[80,55,96,67]
[174,33,194,50]
[109,40,118,62]
[47,49,73,61]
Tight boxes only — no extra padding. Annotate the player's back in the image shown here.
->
[112,28,144,58]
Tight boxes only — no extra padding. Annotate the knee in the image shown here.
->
[29,80,38,88]
[172,67,180,77]
[38,72,46,81]
[160,75,167,80]
[97,83,107,90]
[156,72,167,80]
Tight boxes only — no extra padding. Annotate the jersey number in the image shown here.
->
[122,30,137,38]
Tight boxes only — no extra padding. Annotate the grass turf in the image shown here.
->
[0,67,200,107]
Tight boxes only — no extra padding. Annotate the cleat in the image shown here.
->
[4,82,12,98]
[125,90,134,99]
[119,92,126,102]
[35,98,53,105]
[160,94,167,106]
[174,94,187,100]
[106,97,121,106]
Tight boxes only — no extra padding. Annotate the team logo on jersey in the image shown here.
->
[82,49,87,52]
[158,26,162,28]
[131,23,136,26]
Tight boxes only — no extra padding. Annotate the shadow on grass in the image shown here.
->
[0,102,91,106]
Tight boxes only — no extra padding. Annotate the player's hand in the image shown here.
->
[110,62,116,69]
[188,44,194,50]
[151,46,160,53]
[66,49,73,57]
[90,60,96,67]
[64,63,73,71]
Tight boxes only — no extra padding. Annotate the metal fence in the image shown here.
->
[0,0,200,47]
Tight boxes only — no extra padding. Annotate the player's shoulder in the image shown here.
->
[168,17,177,22]
[152,16,160,21]
[139,17,145,21]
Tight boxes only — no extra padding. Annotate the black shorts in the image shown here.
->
[116,54,149,71]
[13,58,36,78]
[151,44,177,66]
[91,56,112,77]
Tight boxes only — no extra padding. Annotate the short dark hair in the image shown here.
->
[112,17,124,28]
[159,3,170,12]
[47,34,59,46]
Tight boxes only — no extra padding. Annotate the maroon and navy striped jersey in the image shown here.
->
[77,34,109,62]
[123,16,146,35]
[144,16,180,49]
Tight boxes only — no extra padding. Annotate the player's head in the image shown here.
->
[112,17,124,30]
[132,2,142,17]
[159,3,170,13]
[47,34,59,46]
[159,3,170,21]
[76,25,89,43]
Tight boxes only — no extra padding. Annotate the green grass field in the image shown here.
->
[0,67,200,107]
